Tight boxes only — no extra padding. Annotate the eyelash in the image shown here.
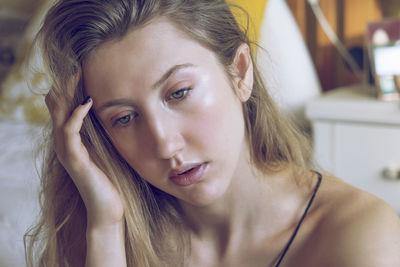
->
[167,87,192,101]
[112,113,136,127]
[111,87,193,128]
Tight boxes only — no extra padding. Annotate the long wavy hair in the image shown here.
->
[25,0,313,266]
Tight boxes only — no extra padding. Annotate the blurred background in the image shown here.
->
[288,0,400,92]
[0,0,37,83]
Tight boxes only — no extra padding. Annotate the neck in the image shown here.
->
[178,147,300,253]
[181,157,266,233]
[174,141,316,265]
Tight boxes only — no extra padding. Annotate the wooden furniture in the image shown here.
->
[307,84,400,212]
[287,0,382,91]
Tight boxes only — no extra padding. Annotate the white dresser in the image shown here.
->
[306,84,400,212]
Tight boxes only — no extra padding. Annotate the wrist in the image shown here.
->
[86,221,126,267]
[87,218,125,235]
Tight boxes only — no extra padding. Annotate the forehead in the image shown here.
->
[83,18,218,101]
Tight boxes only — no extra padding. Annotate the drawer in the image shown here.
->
[314,121,400,212]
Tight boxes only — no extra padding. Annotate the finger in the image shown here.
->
[63,97,93,136]
[45,91,64,126]
[45,92,69,128]
[65,69,82,100]
[46,71,82,128]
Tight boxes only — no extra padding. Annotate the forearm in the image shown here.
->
[85,221,127,267]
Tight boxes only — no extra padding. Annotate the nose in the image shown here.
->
[146,112,185,160]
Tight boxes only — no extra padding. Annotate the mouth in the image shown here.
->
[179,168,195,175]
[169,163,208,186]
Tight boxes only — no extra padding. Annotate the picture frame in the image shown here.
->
[367,18,400,101]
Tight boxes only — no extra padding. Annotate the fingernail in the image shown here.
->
[82,96,92,105]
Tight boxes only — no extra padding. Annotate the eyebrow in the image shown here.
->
[151,63,195,90]
[96,99,135,115]
[96,63,195,115]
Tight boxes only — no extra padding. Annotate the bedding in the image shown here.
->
[0,119,41,267]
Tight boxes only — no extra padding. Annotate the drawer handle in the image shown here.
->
[382,166,400,180]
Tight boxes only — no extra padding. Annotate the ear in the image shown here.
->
[231,43,254,102]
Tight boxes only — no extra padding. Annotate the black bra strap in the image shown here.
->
[274,171,322,267]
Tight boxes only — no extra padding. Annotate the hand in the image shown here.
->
[45,71,124,228]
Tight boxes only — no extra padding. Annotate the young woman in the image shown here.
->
[25,0,400,266]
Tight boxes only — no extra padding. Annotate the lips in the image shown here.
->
[169,163,208,186]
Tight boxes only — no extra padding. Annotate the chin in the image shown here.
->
[179,180,228,207]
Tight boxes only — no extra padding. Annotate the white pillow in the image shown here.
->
[0,121,41,267]
[257,0,321,127]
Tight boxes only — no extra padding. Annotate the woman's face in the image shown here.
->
[84,18,252,207]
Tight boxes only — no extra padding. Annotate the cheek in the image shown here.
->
[190,92,222,139]
[109,133,138,162]
[108,129,165,181]
[112,137,157,181]
[105,128,142,163]
[185,84,245,154]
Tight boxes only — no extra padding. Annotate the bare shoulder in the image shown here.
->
[312,174,400,266]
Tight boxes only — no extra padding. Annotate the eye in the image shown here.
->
[167,87,192,101]
[112,114,135,127]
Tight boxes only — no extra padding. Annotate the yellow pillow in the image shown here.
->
[0,0,52,124]
[228,0,268,43]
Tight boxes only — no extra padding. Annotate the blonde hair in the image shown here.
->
[25,0,313,266]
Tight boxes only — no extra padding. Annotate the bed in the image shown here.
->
[0,119,41,267]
